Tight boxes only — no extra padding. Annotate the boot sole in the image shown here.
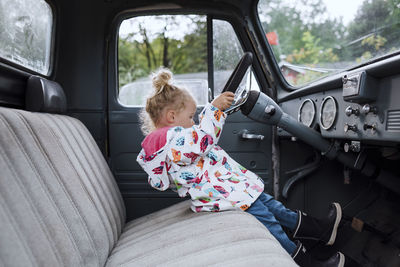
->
[326,202,342,245]
[338,252,345,267]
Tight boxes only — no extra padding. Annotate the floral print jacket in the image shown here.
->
[137,103,264,212]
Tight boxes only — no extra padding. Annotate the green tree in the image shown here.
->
[346,0,400,59]
[118,15,207,89]
[285,31,339,85]
[171,18,207,74]
[257,0,400,86]
[347,0,392,41]
[258,0,345,62]
[286,31,338,64]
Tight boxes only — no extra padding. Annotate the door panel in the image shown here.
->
[220,112,272,184]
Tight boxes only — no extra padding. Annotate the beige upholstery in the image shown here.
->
[0,106,296,267]
[107,201,296,266]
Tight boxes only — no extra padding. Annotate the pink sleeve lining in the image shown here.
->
[141,127,171,155]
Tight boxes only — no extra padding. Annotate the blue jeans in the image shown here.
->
[246,193,298,254]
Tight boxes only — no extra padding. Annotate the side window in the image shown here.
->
[213,19,260,95]
[118,15,208,106]
[0,0,53,75]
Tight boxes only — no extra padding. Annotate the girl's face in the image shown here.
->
[173,99,196,128]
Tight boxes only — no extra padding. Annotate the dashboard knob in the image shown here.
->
[344,141,361,153]
[363,123,377,133]
[345,106,360,117]
[343,143,350,152]
[362,104,378,114]
[344,123,358,133]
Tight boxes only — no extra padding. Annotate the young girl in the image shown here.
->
[137,68,345,267]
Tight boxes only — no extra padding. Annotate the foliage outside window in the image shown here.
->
[257,0,400,87]
[118,15,208,106]
[0,0,53,75]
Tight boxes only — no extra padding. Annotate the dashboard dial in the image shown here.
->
[320,96,337,130]
[298,99,315,127]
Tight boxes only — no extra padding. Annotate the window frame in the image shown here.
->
[252,0,298,93]
[109,6,276,113]
[0,0,57,77]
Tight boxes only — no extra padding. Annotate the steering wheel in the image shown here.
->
[221,52,253,114]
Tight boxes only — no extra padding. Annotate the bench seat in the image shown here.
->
[107,200,295,266]
[0,105,296,267]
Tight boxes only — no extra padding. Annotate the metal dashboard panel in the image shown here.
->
[279,74,400,143]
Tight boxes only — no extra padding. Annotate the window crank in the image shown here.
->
[239,129,265,140]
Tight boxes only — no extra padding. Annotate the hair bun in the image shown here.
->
[152,68,173,94]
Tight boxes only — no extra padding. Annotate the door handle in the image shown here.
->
[240,129,264,140]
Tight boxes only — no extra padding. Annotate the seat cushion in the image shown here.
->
[106,200,296,267]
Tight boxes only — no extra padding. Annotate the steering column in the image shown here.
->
[241,91,377,177]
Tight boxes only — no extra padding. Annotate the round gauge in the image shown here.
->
[319,96,337,130]
[298,99,315,127]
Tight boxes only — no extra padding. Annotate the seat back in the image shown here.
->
[0,77,126,266]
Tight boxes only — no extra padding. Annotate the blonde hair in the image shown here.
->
[140,68,194,135]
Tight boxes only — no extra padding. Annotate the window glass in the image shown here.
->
[0,0,53,75]
[213,19,260,95]
[118,15,208,106]
[257,0,400,87]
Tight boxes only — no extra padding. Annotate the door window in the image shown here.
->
[118,15,208,106]
[117,15,259,107]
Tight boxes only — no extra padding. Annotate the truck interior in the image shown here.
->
[1,0,399,266]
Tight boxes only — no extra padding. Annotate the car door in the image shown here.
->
[107,13,272,220]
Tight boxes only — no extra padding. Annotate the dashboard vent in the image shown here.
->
[387,110,400,132]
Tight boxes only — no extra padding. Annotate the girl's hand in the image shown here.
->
[211,92,235,111]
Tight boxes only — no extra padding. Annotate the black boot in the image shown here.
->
[292,242,345,267]
[293,202,342,245]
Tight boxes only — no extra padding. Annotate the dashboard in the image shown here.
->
[279,72,400,146]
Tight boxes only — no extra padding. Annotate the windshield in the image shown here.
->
[257,0,400,87]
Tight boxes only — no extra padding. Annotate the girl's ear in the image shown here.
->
[166,109,175,124]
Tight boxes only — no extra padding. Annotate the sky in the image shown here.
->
[324,0,365,25]
[119,15,202,40]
